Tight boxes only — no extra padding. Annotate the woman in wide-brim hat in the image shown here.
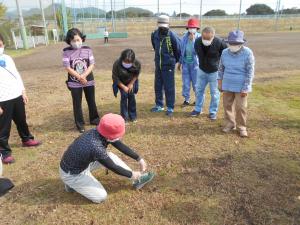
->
[217,30,255,138]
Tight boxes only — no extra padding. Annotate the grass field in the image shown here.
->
[0,32,299,225]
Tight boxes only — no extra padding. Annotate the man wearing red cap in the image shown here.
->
[59,113,154,203]
[178,18,201,107]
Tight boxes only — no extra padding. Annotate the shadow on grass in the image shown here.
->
[35,102,193,133]
[6,176,132,206]
[250,115,300,132]
[159,152,300,225]
[274,119,300,131]
[130,117,223,137]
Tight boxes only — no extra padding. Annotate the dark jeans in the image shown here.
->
[120,89,137,121]
[155,67,175,110]
[0,96,34,157]
[104,37,108,43]
[70,86,99,129]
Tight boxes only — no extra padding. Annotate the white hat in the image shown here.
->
[157,15,170,28]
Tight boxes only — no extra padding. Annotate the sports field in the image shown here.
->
[0,32,300,225]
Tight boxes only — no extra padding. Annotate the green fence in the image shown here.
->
[86,32,128,39]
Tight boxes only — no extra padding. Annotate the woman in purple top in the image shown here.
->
[62,28,100,133]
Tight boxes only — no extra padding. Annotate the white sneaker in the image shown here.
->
[222,125,236,133]
[240,130,248,138]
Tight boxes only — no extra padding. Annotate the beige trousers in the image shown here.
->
[223,92,248,131]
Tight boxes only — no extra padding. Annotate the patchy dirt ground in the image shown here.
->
[0,32,300,225]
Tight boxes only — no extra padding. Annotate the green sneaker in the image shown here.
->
[133,172,155,190]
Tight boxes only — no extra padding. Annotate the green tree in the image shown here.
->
[0,3,7,19]
[56,8,72,31]
[280,7,300,14]
[204,9,227,16]
[246,4,274,15]
[177,13,191,17]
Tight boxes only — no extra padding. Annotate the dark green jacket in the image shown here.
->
[112,58,141,85]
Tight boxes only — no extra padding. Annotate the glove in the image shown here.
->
[138,158,147,172]
[131,171,142,180]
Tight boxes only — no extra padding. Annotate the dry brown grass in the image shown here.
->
[0,33,299,225]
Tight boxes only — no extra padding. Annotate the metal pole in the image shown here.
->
[72,0,77,25]
[61,0,68,35]
[275,0,281,31]
[123,0,127,32]
[90,0,93,20]
[157,0,160,15]
[15,0,29,49]
[97,0,100,20]
[39,0,49,45]
[104,0,107,27]
[52,0,59,32]
[110,0,115,32]
[180,0,182,20]
[237,0,242,30]
[199,0,203,30]
[114,0,116,31]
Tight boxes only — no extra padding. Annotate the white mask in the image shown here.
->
[0,47,4,55]
[71,41,82,49]
[188,28,197,34]
[202,39,213,46]
[122,62,132,69]
[229,45,242,53]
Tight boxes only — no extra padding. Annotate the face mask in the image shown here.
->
[188,28,197,34]
[159,27,169,35]
[71,41,82,49]
[202,39,213,46]
[229,45,242,53]
[122,62,132,69]
[0,47,4,55]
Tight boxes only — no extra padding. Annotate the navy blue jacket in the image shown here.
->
[151,29,181,70]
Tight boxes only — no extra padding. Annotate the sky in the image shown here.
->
[2,0,300,14]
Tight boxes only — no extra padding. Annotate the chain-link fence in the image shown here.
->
[1,0,300,47]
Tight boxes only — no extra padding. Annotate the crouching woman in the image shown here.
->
[59,113,154,203]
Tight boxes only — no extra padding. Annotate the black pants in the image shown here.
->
[104,37,108,43]
[70,86,99,129]
[0,96,34,157]
[120,89,137,121]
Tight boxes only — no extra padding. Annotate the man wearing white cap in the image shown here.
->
[151,15,181,117]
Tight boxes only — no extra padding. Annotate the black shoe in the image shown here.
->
[166,110,174,117]
[0,178,14,197]
[130,118,138,123]
[77,127,85,133]
[182,101,190,107]
[90,118,100,125]
[208,113,217,120]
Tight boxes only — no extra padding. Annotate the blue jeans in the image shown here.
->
[194,69,220,115]
[182,62,198,102]
[154,67,175,110]
[120,89,137,121]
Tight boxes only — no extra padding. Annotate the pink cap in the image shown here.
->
[97,113,125,140]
